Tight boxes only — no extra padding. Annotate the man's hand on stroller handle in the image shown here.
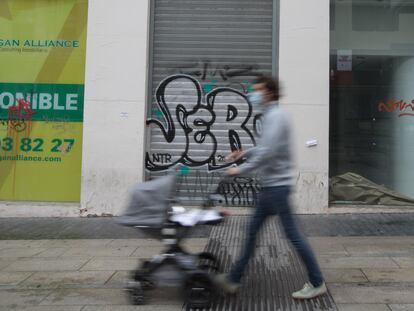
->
[225,149,245,162]
[224,150,243,176]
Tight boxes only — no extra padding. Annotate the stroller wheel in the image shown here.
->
[126,281,145,305]
[134,271,155,290]
[134,261,155,290]
[140,279,155,290]
[184,272,214,309]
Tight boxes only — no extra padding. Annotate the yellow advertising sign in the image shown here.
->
[0,0,88,202]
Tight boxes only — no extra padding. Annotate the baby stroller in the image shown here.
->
[118,173,224,308]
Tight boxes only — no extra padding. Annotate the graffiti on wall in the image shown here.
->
[146,74,263,172]
[217,176,261,206]
[147,58,265,206]
[175,171,260,207]
[170,60,261,94]
[176,60,260,81]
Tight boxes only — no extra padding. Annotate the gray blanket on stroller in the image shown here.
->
[117,174,176,227]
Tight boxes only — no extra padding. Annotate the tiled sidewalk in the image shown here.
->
[0,239,206,310]
[1,213,414,240]
[311,236,414,311]
[0,215,413,310]
[0,237,413,310]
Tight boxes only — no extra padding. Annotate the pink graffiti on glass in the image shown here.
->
[378,99,414,117]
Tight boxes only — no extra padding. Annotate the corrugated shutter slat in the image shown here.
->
[147,0,274,206]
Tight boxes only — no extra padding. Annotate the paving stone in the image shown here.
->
[106,239,159,248]
[0,307,81,311]
[42,239,114,248]
[329,284,414,304]
[41,288,183,306]
[309,238,349,255]
[299,213,401,236]
[311,237,414,246]
[0,260,14,270]
[130,246,167,258]
[80,258,140,271]
[40,288,129,305]
[35,248,67,257]
[105,271,131,287]
[336,303,391,311]
[363,268,414,282]
[22,271,115,288]
[130,288,185,305]
[0,289,51,306]
[61,247,137,257]
[389,304,414,311]
[319,256,399,269]
[345,244,414,256]
[313,248,349,257]
[1,214,414,240]
[0,240,48,249]
[0,248,47,258]
[0,272,32,285]
[81,305,183,311]
[322,268,368,283]
[308,237,341,246]
[392,257,414,268]
[3,258,90,272]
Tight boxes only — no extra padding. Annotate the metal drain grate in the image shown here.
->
[185,216,338,311]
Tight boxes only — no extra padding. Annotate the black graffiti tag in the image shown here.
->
[146,75,213,170]
[206,87,256,170]
[217,177,261,206]
[167,60,261,94]
[146,74,259,171]
[176,60,260,82]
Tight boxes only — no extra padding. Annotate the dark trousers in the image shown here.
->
[228,186,324,287]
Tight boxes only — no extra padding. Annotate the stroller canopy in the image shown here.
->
[118,174,176,227]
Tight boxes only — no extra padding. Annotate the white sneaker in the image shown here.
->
[292,282,327,299]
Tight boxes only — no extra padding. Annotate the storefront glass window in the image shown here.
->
[330,0,414,205]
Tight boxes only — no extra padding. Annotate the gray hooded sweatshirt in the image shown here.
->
[238,102,294,187]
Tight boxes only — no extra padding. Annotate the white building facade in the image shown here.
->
[1,0,413,217]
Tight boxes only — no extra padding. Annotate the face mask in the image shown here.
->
[248,91,264,106]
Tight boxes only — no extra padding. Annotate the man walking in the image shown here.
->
[216,76,327,299]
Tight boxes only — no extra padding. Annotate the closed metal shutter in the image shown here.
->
[146,0,277,206]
